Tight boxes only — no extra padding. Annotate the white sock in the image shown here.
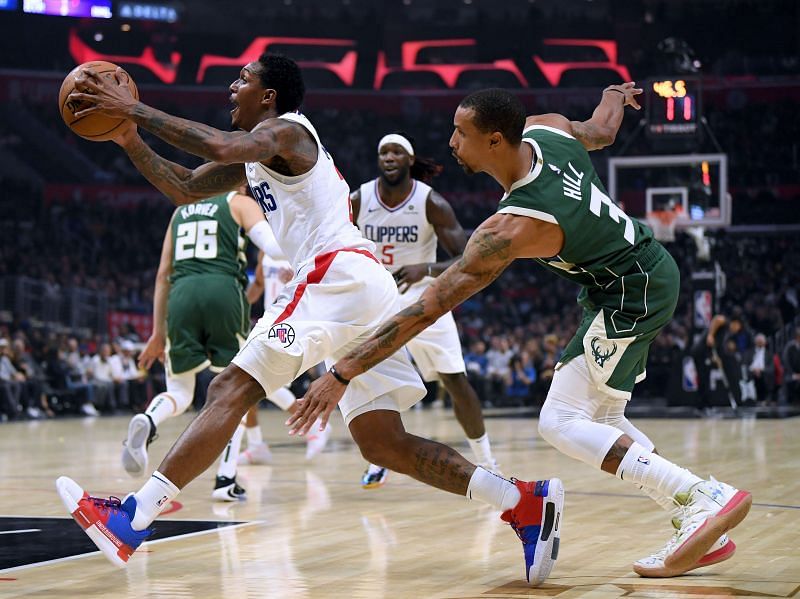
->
[366,463,384,475]
[467,433,493,464]
[638,484,681,511]
[617,442,702,499]
[466,466,520,511]
[145,393,179,427]
[246,425,263,448]
[217,424,245,479]
[131,471,180,530]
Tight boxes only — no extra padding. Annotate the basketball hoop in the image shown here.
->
[646,207,679,242]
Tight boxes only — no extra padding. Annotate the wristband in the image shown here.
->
[605,88,625,95]
[328,365,350,385]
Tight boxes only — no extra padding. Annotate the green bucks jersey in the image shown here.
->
[498,125,655,304]
[498,125,680,399]
[170,192,248,289]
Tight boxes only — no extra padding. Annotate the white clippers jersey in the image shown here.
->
[356,178,436,278]
[245,112,373,272]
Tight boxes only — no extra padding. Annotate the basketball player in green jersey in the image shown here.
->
[125,189,272,501]
[292,84,752,578]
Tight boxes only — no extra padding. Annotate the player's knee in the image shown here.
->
[207,366,262,411]
[538,398,584,447]
[352,426,407,468]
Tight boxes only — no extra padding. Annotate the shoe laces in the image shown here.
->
[86,495,124,515]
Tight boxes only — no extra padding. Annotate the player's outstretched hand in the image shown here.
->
[393,263,429,294]
[69,66,138,119]
[605,81,643,110]
[138,333,165,371]
[286,372,346,436]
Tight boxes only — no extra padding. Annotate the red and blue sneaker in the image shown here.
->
[56,476,153,568]
[500,478,564,586]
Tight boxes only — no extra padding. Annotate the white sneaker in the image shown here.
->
[81,403,99,417]
[305,419,331,460]
[634,525,736,576]
[237,442,272,465]
[121,414,156,477]
[211,475,247,502]
[634,477,751,577]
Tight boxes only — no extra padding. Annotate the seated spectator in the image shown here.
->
[11,338,54,418]
[486,335,513,399]
[782,327,800,404]
[505,351,537,405]
[44,341,98,416]
[87,342,121,412]
[0,337,24,420]
[464,339,490,404]
[745,333,776,404]
[110,340,147,412]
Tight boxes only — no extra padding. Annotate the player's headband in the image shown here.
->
[378,134,414,157]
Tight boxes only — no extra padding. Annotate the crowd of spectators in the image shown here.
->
[0,326,155,422]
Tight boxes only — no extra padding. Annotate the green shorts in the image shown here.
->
[166,274,249,375]
[557,244,680,399]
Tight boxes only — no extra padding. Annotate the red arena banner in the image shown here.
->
[107,311,153,342]
[66,28,632,90]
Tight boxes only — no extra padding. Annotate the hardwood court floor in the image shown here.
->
[1,408,798,598]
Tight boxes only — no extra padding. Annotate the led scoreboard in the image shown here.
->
[646,77,701,137]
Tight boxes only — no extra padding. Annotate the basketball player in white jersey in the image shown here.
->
[352,133,499,488]
[58,54,563,587]
[238,225,332,465]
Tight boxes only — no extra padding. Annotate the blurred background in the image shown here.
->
[0,0,798,420]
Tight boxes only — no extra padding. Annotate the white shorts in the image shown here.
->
[396,284,466,381]
[232,249,425,425]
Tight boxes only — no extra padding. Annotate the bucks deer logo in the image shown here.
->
[590,336,617,367]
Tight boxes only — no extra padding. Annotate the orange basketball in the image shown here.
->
[58,61,139,142]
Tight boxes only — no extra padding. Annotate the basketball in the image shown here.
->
[58,61,138,142]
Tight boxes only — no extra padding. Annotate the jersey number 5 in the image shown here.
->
[380,244,395,265]
[176,220,218,260]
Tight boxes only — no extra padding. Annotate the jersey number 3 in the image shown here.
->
[176,220,218,260]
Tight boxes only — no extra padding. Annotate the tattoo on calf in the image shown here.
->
[414,442,470,490]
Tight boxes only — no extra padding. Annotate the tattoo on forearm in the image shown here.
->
[125,140,243,204]
[133,104,230,161]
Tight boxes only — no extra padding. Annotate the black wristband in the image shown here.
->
[605,88,625,95]
[328,365,350,385]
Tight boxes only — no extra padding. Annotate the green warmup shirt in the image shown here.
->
[497,125,680,399]
[166,192,250,375]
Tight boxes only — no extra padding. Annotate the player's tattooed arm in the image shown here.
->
[120,133,246,205]
[336,215,516,378]
[525,82,642,151]
[130,104,306,165]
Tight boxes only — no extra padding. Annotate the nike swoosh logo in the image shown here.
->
[368,208,380,212]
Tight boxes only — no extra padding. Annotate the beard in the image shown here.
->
[452,152,474,175]
[380,168,409,186]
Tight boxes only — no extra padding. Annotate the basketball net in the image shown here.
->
[646,208,679,242]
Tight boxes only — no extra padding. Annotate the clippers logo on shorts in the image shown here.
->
[590,336,617,368]
[269,323,296,347]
